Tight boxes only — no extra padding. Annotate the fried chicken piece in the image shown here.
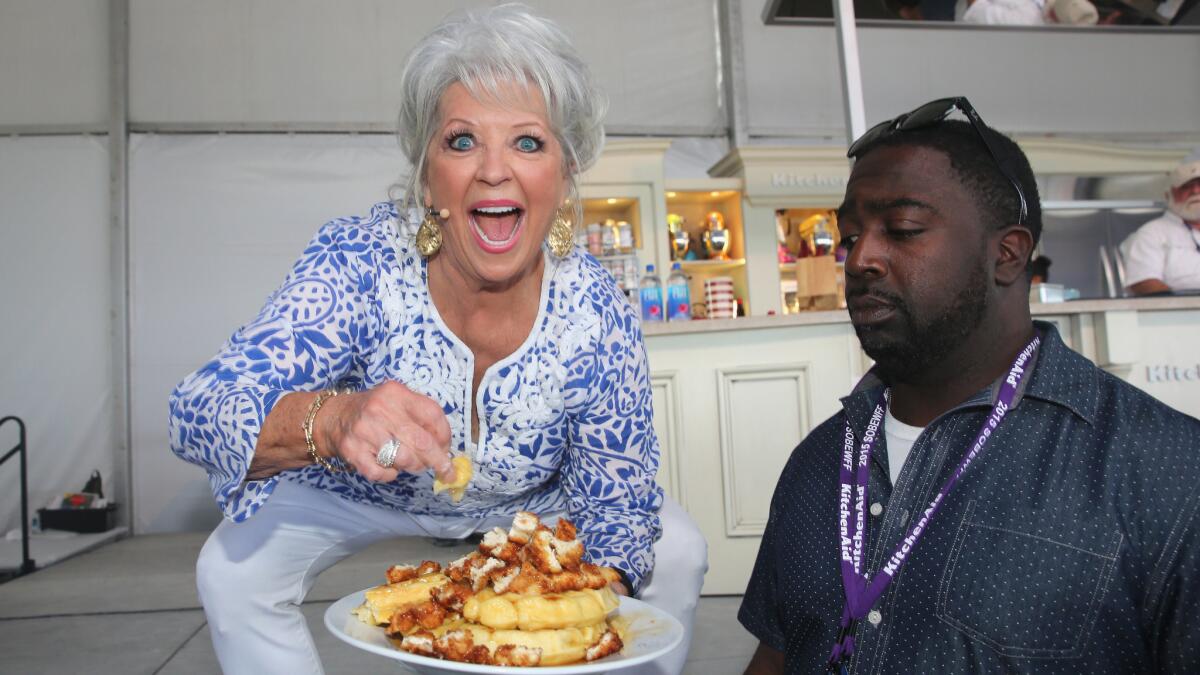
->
[470,556,506,592]
[433,629,474,662]
[551,537,584,571]
[581,563,622,588]
[385,563,419,585]
[480,528,522,564]
[446,551,483,584]
[494,541,522,565]
[398,631,436,657]
[463,645,493,664]
[432,581,474,613]
[491,564,522,594]
[526,529,564,575]
[539,563,619,592]
[585,628,623,662]
[416,560,441,576]
[385,600,449,637]
[411,600,449,630]
[385,610,417,638]
[508,511,540,545]
[481,527,507,553]
[545,569,590,593]
[493,644,543,667]
[505,563,550,595]
[554,519,577,542]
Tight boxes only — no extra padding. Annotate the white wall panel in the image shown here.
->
[1122,309,1200,420]
[650,372,685,507]
[741,17,846,137]
[129,0,724,133]
[0,136,112,534]
[857,29,1200,137]
[128,133,409,532]
[0,0,109,126]
[716,364,810,537]
[740,0,1200,139]
[528,0,725,133]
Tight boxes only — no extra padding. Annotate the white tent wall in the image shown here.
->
[738,0,1200,139]
[0,0,112,538]
[128,133,411,532]
[0,137,114,535]
[0,0,109,128]
[128,0,727,135]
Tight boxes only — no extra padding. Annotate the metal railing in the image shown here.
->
[1,416,35,578]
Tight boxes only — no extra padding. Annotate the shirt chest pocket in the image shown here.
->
[936,500,1123,660]
[1164,242,1200,286]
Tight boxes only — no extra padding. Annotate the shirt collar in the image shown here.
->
[841,320,1097,429]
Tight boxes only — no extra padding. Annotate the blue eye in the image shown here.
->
[448,134,474,151]
[516,136,542,152]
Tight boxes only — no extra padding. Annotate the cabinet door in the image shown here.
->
[646,323,862,594]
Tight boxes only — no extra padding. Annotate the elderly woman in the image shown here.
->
[168,4,706,674]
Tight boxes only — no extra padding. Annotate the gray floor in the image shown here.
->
[0,533,755,674]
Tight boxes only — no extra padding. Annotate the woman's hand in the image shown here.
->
[319,381,456,483]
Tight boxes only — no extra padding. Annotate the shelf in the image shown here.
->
[580,193,644,252]
[678,258,746,271]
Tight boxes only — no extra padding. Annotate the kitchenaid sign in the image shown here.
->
[1146,364,1200,383]
[770,173,847,190]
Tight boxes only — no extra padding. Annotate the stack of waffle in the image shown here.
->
[354,512,625,667]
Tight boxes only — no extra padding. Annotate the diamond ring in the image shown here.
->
[376,439,399,468]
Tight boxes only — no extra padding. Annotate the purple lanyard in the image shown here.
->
[828,334,1041,671]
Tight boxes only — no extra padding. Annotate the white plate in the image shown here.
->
[324,590,684,675]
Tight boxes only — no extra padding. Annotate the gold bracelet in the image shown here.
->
[303,389,346,472]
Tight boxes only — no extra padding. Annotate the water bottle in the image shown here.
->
[666,262,691,321]
[639,264,664,323]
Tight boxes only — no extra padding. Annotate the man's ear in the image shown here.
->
[994,225,1035,287]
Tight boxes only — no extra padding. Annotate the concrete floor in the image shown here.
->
[0,533,756,674]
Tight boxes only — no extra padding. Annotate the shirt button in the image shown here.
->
[870,502,884,517]
[868,610,883,626]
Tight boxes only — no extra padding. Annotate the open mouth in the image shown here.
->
[469,205,525,253]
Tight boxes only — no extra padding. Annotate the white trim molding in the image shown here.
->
[650,371,686,510]
[716,363,811,537]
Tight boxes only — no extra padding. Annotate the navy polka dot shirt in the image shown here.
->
[739,322,1200,673]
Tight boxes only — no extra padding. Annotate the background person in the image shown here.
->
[1121,152,1200,295]
[1028,254,1052,284]
[739,99,1200,674]
[169,5,706,673]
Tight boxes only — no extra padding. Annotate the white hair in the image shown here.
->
[396,3,607,223]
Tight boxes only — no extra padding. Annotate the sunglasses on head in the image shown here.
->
[846,96,1028,226]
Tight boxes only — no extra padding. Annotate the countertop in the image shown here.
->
[643,295,1200,337]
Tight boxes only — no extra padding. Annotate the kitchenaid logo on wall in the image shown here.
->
[770,173,847,190]
[1146,364,1200,383]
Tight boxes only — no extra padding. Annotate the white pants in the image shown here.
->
[196,479,708,675]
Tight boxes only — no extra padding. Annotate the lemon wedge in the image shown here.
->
[433,455,473,502]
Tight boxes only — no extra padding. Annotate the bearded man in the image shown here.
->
[1120,153,1200,295]
[739,98,1200,674]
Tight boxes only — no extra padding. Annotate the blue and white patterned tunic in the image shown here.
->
[169,201,664,588]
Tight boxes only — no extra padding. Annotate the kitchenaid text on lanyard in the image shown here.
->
[828,333,1042,673]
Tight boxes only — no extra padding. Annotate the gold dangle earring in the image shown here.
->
[416,206,447,257]
[548,208,574,258]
